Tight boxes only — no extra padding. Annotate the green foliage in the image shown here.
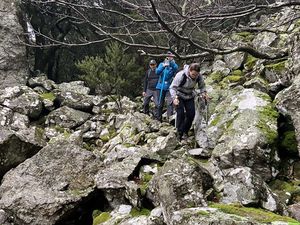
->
[93,212,111,225]
[76,42,144,102]
[210,203,300,223]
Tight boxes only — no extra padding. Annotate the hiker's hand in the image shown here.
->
[142,92,146,97]
[173,97,179,106]
[201,92,209,102]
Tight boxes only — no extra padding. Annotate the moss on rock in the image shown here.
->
[93,212,111,225]
[130,207,151,217]
[210,71,224,83]
[281,131,298,154]
[265,60,287,73]
[210,203,300,224]
[40,92,56,101]
[245,55,258,70]
[257,105,279,144]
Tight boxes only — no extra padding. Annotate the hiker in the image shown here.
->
[169,63,207,141]
[156,51,179,122]
[142,59,159,119]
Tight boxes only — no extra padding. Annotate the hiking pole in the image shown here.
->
[204,97,209,125]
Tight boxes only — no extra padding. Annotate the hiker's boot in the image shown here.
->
[176,132,183,141]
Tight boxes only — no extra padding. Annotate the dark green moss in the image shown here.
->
[281,131,298,154]
[265,61,287,73]
[40,92,56,101]
[210,71,224,83]
[130,208,151,217]
[245,55,258,70]
[210,203,300,223]
[257,106,279,144]
[93,212,111,225]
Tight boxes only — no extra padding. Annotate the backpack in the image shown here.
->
[179,73,201,87]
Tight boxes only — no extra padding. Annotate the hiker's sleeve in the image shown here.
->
[156,63,164,76]
[170,60,179,72]
[169,72,181,100]
[198,76,206,93]
[143,71,148,92]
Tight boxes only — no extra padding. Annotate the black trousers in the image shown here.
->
[176,97,195,136]
[143,89,159,119]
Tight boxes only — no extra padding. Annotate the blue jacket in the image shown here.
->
[155,60,178,91]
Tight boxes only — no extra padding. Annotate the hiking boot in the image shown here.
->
[176,132,183,141]
[182,133,188,140]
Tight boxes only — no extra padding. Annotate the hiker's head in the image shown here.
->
[149,59,157,68]
[166,51,175,61]
[188,63,200,79]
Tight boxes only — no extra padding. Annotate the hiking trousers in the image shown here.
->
[176,97,195,136]
[143,89,159,119]
[158,90,173,122]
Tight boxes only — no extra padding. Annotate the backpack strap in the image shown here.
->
[147,69,152,79]
[178,73,187,87]
[179,73,202,87]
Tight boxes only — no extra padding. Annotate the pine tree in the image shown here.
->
[76,42,143,111]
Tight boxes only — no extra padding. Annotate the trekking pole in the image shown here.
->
[204,97,209,125]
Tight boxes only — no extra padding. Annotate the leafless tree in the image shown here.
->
[22,0,300,60]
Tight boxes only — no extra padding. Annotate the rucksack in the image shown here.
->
[179,73,201,87]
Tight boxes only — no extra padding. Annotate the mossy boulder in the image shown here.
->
[210,203,299,224]
[208,88,279,180]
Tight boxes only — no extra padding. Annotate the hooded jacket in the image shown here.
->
[169,65,206,100]
[155,59,178,91]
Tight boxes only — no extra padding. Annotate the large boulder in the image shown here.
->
[0,137,101,225]
[0,86,43,119]
[45,106,91,129]
[207,87,279,181]
[275,75,300,157]
[0,127,43,179]
[0,0,27,89]
[221,167,286,214]
[148,158,213,223]
[170,207,261,225]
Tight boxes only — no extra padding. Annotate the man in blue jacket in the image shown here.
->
[156,51,179,122]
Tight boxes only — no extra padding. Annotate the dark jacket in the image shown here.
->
[144,68,158,92]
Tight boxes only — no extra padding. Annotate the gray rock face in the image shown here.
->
[57,81,90,95]
[46,106,91,129]
[252,32,278,55]
[27,76,57,91]
[222,167,286,213]
[0,86,43,119]
[288,203,300,221]
[207,88,279,180]
[0,138,100,225]
[56,91,95,112]
[0,127,42,178]
[170,207,260,225]
[224,52,245,70]
[275,75,300,157]
[0,0,27,88]
[148,158,212,223]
